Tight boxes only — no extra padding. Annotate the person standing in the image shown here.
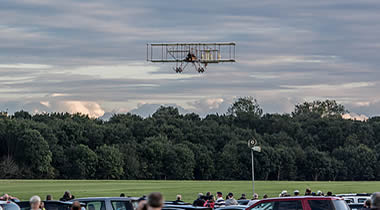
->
[371,192,380,210]
[137,197,147,210]
[238,194,246,200]
[205,192,211,200]
[294,190,300,196]
[362,199,371,210]
[175,195,183,203]
[193,193,205,207]
[305,188,312,196]
[214,192,225,208]
[60,191,75,201]
[203,195,215,209]
[147,192,164,210]
[30,195,41,210]
[46,195,53,201]
[1,194,19,201]
[247,193,260,207]
[71,201,81,210]
[40,201,46,210]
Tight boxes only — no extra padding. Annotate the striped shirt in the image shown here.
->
[215,197,226,208]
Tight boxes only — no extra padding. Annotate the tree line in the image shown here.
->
[0,97,379,181]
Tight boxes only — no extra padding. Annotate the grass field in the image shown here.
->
[0,180,379,202]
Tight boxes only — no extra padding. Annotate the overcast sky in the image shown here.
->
[1,0,380,119]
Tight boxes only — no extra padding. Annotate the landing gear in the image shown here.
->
[174,67,183,73]
[174,63,205,73]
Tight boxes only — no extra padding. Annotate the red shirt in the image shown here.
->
[204,200,215,209]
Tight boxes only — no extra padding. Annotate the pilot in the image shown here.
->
[186,52,192,61]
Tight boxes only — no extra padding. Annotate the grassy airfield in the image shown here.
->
[1,180,378,202]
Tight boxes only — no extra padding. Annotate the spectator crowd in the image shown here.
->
[1,189,380,210]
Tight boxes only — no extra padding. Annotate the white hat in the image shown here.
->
[30,195,41,204]
[280,190,288,196]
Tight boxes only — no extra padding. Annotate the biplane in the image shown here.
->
[146,42,236,73]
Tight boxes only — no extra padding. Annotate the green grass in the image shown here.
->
[0,180,379,202]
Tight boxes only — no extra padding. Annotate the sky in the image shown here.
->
[1,0,380,119]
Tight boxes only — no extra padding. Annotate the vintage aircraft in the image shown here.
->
[146,42,236,73]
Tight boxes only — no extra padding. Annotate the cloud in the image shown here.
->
[50,93,70,97]
[187,98,232,116]
[281,82,376,90]
[344,100,380,117]
[0,99,105,118]
[129,103,190,118]
[55,101,105,118]
[39,101,50,107]
[190,98,224,109]
[65,63,201,80]
[38,100,105,118]
[342,113,368,121]
[0,63,52,69]
[0,25,48,41]
[240,55,334,66]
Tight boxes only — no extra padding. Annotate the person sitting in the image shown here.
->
[186,53,192,61]
[185,52,197,62]
[225,193,238,206]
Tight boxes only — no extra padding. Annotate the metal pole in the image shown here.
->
[251,149,255,195]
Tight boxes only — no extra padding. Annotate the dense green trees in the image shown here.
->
[293,100,346,118]
[16,129,53,177]
[96,145,124,179]
[0,98,379,180]
[64,144,98,179]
